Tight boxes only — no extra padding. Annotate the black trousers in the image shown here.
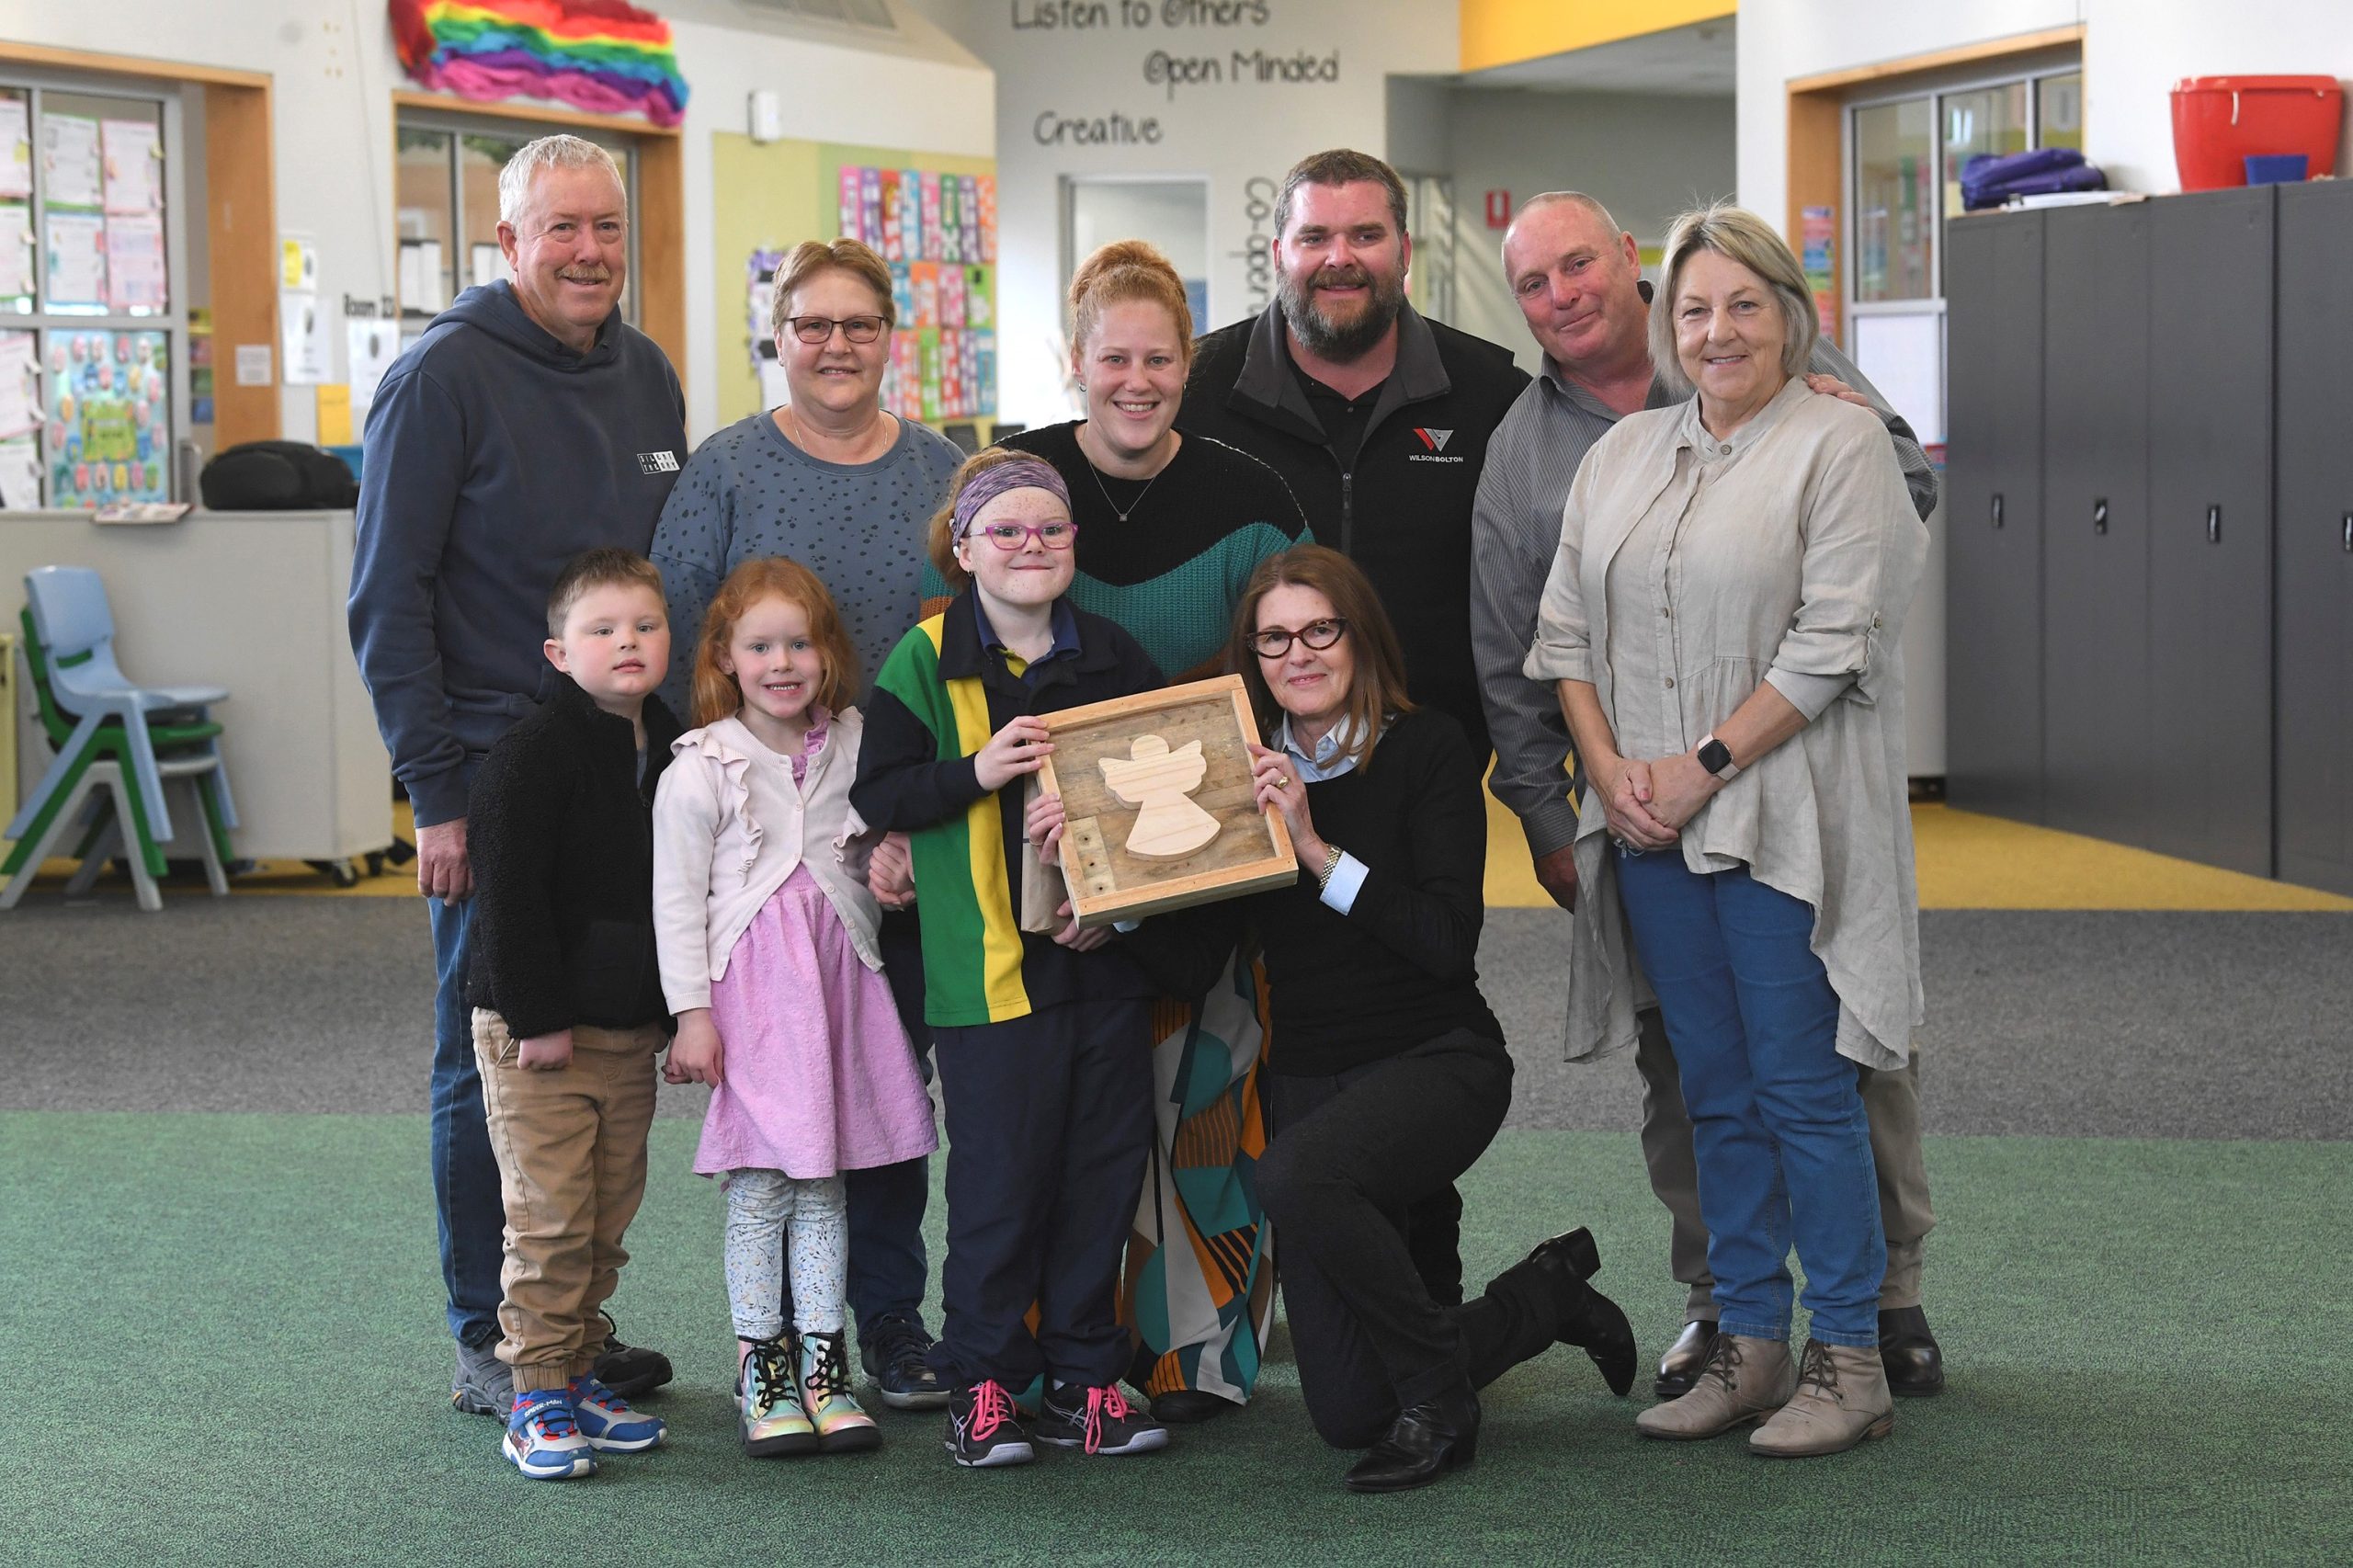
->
[928,996,1152,1392]
[1262,1028,1560,1449]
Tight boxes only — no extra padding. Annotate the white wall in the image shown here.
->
[910,0,1457,426]
[1738,0,2353,230]
[0,0,991,446]
[1440,87,1735,372]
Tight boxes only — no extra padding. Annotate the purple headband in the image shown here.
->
[952,456,1072,542]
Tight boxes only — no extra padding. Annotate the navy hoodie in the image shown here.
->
[347,281,687,828]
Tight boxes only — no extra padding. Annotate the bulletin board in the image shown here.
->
[710,131,995,433]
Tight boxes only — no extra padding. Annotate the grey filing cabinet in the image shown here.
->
[2275,177,2353,896]
[2039,201,2154,846]
[2146,187,2276,875]
[1942,209,2046,824]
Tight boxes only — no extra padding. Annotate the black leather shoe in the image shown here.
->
[1343,1384,1480,1494]
[591,1311,674,1401]
[1501,1228,1637,1396]
[1149,1388,1238,1425]
[1878,1305,1944,1397]
[1654,1319,1718,1399]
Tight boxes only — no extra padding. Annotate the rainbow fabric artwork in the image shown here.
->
[390,0,689,127]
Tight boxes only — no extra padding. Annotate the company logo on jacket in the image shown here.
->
[1407,427,1462,462]
[638,449,680,474]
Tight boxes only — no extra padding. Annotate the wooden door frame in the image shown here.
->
[389,90,686,389]
[1785,23,2086,346]
[0,42,277,448]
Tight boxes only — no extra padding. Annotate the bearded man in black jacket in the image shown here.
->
[1177,148,1530,767]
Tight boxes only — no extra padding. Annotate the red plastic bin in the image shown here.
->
[2172,75,2344,190]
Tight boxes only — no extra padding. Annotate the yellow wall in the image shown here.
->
[1459,0,1737,74]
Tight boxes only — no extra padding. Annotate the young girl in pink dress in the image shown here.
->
[653,556,938,1458]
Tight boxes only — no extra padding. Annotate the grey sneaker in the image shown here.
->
[452,1339,514,1416]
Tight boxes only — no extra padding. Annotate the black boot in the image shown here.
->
[1487,1228,1638,1396]
[1343,1381,1480,1494]
[1878,1305,1945,1397]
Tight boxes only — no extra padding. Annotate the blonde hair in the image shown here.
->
[1067,239,1194,370]
[689,557,859,727]
[769,237,896,337]
[546,548,662,637]
[1649,202,1817,395]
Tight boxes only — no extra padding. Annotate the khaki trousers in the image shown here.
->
[1632,1007,1935,1317]
[472,1010,665,1392]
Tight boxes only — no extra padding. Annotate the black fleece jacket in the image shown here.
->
[465,677,682,1040]
[1123,707,1502,1077]
[1177,301,1529,758]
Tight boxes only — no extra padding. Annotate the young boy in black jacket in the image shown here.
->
[466,547,681,1481]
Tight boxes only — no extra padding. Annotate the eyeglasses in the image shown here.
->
[972,520,1079,551]
[1245,618,1347,658]
[781,313,887,346]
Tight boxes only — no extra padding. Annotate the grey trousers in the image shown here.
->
[1632,1007,1935,1317]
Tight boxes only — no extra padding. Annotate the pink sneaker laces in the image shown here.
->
[1083,1384,1139,1455]
[970,1379,1016,1442]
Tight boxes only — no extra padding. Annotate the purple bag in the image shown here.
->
[1961,147,2105,209]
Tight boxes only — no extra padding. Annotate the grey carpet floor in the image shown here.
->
[2,898,2346,1138]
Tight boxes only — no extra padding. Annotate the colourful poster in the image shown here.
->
[938,329,962,416]
[836,167,861,245]
[880,169,904,262]
[858,167,883,252]
[40,112,100,209]
[918,330,942,423]
[974,333,995,416]
[964,267,992,330]
[889,330,921,420]
[887,261,913,326]
[977,177,996,262]
[45,328,169,508]
[909,262,938,330]
[100,119,163,214]
[938,263,966,331]
[960,176,983,267]
[105,212,166,312]
[940,175,961,264]
[919,172,942,262]
[42,210,106,308]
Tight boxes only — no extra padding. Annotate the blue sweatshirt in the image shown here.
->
[347,281,687,827]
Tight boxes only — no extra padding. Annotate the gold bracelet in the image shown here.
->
[1316,842,1343,889]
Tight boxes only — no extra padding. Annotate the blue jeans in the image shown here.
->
[1614,851,1885,1347]
[428,883,506,1347]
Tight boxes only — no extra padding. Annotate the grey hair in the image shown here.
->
[1648,202,1817,395]
[1499,190,1625,271]
[496,134,626,226]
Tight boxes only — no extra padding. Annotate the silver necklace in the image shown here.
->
[1086,456,1165,523]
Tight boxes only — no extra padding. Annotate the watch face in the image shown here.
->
[1698,740,1732,776]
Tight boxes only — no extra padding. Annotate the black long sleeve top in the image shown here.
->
[1126,707,1503,1076]
[464,677,682,1040]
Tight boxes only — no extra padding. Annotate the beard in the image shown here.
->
[1278,263,1407,362]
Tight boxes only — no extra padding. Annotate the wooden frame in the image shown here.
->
[1037,675,1298,929]
[388,90,687,387]
[1784,23,2086,346]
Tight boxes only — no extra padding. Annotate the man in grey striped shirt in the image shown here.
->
[1468,191,1948,1401]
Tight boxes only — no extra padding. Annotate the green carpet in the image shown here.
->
[5,1116,2344,1567]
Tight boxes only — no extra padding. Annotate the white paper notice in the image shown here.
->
[0,204,31,299]
[43,210,107,307]
[279,290,329,385]
[0,97,29,200]
[0,328,38,438]
[41,113,100,210]
[100,119,162,214]
[470,243,503,290]
[347,315,399,414]
[398,240,448,315]
[105,212,166,312]
[0,434,41,508]
[234,343,273,387]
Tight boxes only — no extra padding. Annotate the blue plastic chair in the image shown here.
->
[9,565,237,846]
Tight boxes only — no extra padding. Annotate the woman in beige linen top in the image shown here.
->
[1523,204,1927,1460]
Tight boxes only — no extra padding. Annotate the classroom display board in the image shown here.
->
[710,132,996,433]
[833,165,997,424]
[40,328,170,508]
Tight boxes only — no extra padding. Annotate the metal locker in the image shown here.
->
[2040,202,2153,846]
[1943,210,2046,824]
[2274,178,2353,895]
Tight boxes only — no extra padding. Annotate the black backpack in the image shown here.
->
[199,440,360,510]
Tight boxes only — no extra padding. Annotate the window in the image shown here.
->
[0,74,188,508]
[394,111,638,335]
[2038,71,2084,152]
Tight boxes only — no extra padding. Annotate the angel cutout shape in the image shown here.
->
[1100,734,1222,859]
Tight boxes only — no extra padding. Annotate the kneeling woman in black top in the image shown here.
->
[1107,544,1634,1492]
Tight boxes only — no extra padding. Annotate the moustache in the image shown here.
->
[1313,268,1374,290]
[557,270,613,283]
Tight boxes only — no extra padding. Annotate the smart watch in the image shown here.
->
[1697,733,1740,781]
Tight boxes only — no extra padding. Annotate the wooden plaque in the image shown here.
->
[1037,674,1298,929]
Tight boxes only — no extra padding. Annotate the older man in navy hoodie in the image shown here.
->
[349,134,688,1417]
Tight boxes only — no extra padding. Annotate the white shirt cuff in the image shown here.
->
[1320,851,1370,915]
